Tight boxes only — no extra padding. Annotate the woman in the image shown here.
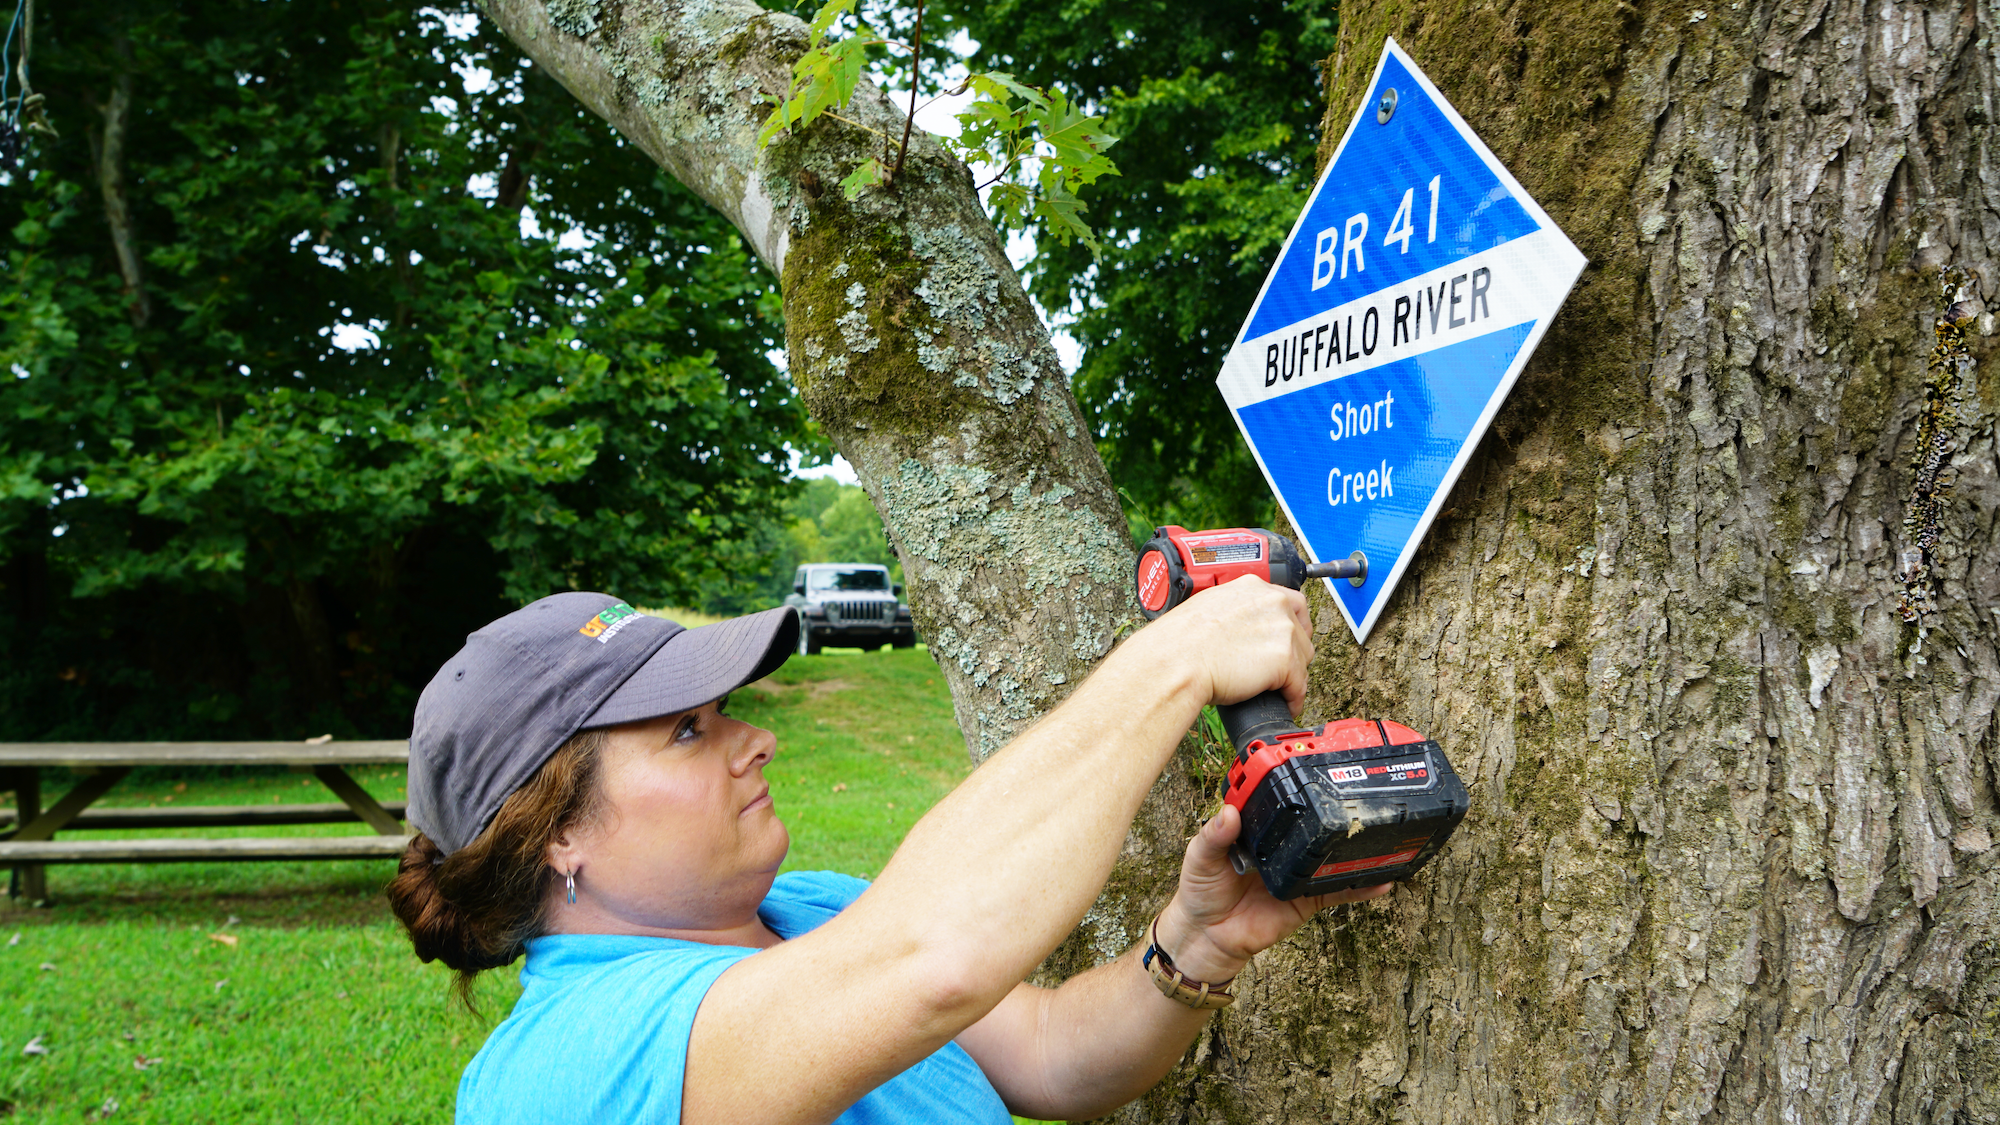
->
[388,581,1387,1124]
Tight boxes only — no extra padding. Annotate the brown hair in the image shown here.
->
[386,728,606,1009]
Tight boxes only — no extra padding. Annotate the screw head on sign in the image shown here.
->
[1376,88,1398,124]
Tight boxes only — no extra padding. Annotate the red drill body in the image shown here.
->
[1134,526,1363,619]
[1133,526,1465,899]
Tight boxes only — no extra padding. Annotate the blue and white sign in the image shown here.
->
[1217,38,1586,644]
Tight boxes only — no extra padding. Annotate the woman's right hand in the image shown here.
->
[1128,574,1315,715]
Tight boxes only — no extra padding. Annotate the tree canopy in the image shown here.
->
[0,0,806,738]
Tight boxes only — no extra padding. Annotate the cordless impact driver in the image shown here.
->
[1135,526,1468,899]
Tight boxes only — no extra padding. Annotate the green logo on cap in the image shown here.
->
[578,603,642,643]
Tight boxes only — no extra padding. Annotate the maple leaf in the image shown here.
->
[840,158,888,201]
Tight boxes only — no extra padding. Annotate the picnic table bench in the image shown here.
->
[0,741,411,902]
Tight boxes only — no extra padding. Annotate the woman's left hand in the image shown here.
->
[1151,804,1392,984]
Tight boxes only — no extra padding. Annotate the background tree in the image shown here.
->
[0,1,806,738]
[723,478,906,614]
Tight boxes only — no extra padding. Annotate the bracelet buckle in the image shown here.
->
[1142,915,1235,1010]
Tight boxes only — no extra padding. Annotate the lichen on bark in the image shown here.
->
[1897,267,1980,626]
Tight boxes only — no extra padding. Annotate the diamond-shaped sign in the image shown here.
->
[1217,38,1586,643]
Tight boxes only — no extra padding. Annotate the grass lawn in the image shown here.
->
[1,645,1052,1123]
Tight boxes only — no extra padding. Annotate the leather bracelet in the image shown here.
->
[1141,915,1236,1010]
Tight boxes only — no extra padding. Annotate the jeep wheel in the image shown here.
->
[795,615,821,656]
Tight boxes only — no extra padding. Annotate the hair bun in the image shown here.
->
[387,833,527,983]
[384,729,605,1009]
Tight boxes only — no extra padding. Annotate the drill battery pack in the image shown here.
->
[1224,717,1468,900]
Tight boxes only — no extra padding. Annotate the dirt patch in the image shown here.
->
[743,677,854,700]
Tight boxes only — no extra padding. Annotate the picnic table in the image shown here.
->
[0,741,411,902]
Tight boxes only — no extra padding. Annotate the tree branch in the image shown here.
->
[94,35,148,330]
[495,139,540,212]
[380,121,416,330]
[891,0,923,182]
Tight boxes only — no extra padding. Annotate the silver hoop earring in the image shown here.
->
[565,870,577,905]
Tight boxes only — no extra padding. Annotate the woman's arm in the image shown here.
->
[954,806,1390,1120]
[682,576,1315,1125]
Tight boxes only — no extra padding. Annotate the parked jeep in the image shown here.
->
[784,563,917,654]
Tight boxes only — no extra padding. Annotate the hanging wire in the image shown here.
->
[0,0,52,172]
[1,0,24,127]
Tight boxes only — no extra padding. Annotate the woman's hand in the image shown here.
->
[1121,575,1316,717]
[954,804,1389,1121]
[1151,804,1391,984]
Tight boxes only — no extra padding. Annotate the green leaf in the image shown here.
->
[757,0,876,149]
[967,72,1050,114]
[1035,96,1120,185]
[805,0,857,48]
[949,72,1120,256]
[1032,179,1102,257]
[950,95,1025,153]
[985,182,1032,229]
[839,157,889,200]
[819,36,871,119]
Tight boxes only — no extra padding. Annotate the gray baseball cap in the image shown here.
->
[407,592,798,856]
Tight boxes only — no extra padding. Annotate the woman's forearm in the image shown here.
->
[954,798,1395,1120]
[841,578,1310,1015]
[958,941,1225,1121]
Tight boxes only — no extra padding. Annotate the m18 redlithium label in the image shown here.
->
[1343,751,1434,794]
[1215,39,1585,643]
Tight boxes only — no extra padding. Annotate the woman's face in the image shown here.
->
[552,698,789,938]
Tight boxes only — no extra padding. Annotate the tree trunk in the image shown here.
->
[477,0,1136,759]
[284,575,342,716]
[1062,2,2000,1123]
[90,34,148,330]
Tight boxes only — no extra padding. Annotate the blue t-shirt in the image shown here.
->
[457,871,1012,1125]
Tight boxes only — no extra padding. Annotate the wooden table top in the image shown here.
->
[0,741,410,768]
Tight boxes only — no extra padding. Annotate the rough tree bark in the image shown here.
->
[487,0,1999,1121]
[1047,2,2000,1123]
[478,0,1136,761]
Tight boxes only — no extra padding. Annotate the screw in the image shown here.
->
[1304,551,1370,587]
[1376,88,1399,124]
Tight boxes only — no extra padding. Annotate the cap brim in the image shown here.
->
[584,607,798,728]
